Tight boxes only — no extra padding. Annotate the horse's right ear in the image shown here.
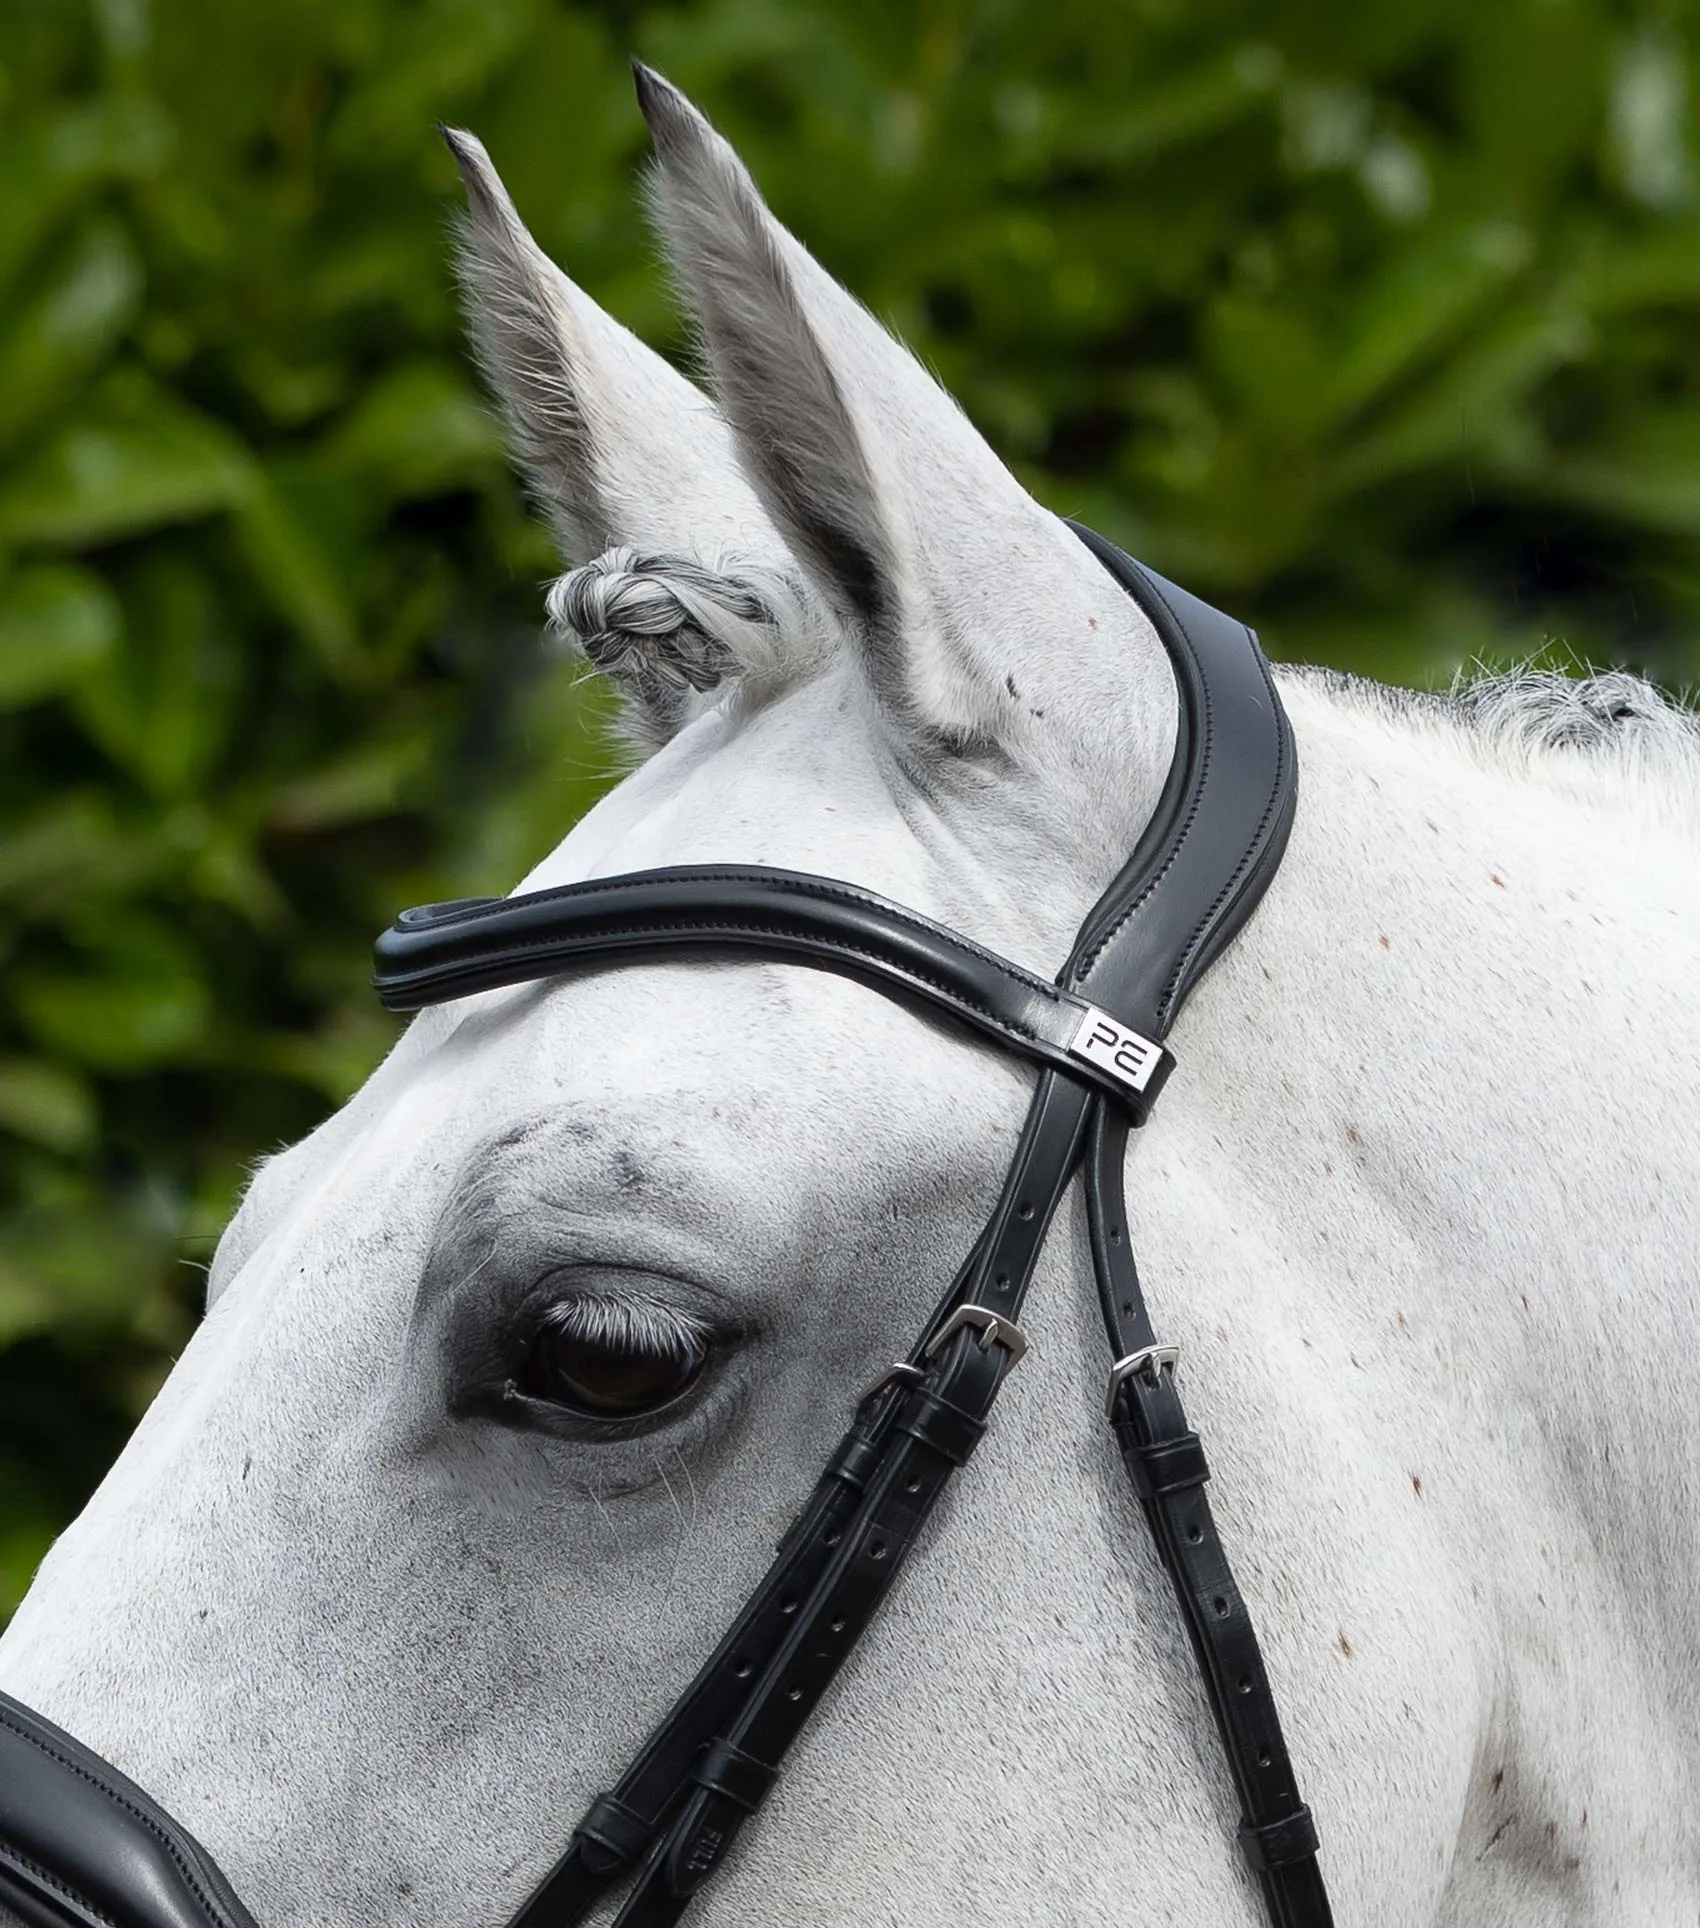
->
[441,126,778,562]
[443,127,774,564]
[444,129,803,741]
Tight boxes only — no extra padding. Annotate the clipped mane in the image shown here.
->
[1290,662,1700,848]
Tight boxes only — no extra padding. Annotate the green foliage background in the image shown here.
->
[3,0,1699,1615]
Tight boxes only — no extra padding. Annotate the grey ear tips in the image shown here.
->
[438,123,484,184]
[629,57,662,105]
[630,60,695,150]
[439,126,509,222]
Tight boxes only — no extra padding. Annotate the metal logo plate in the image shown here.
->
[1069,1005,1165,1093]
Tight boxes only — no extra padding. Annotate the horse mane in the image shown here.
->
[1288,660,1700,848]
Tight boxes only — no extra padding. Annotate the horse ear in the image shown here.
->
[443,126,773,563]
[634,67,1087,752]
[444,128,814,743]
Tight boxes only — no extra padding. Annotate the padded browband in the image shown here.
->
[372,868,1177,1117]
[0,1690,257,1928]
[371,531,1298,1115]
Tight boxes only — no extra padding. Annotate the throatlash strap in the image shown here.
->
[0,528,1328,1928]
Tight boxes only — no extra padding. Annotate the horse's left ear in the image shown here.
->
[635,66,1107,754]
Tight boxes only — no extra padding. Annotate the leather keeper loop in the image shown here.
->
[1238,1805,1320,1871]
[823,1434,883,1496]
[691,1738,777,1815]
[895,1387,986,1466]
[574,1790,652,1864]
[1115,1428,1210,1499]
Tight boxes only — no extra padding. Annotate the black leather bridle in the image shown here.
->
[0,526,1331,1928]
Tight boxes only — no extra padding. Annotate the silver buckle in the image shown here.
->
[1105,1344,1180,1417]
[923,1304,1030,1371]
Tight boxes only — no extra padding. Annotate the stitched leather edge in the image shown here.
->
[0,1705,236,1928]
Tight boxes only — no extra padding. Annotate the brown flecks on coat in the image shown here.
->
[1411,1473,1424,1498]
[1396,1310,1408,1330]
[1346,1125,1361,1144]
[1492,873,1506,888]
[1337,1629,1354,1658]
[1322,1160,1334,1175]
[1491,1768,1505,1794]
[1480,1816,1512,1857]
[1379,934,1391,949]
[1005,674,1020,699]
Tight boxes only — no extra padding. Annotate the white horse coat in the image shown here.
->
[2,70,1697,1928]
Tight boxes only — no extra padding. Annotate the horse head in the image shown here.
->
[0,70,1264,1928]
[6,65,1698,1928]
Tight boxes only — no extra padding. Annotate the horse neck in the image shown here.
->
[1154,672,1700,1624]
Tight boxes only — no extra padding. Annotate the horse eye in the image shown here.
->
[518,1315,707,1419]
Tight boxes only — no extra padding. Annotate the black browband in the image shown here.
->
[0,526,1331,1928]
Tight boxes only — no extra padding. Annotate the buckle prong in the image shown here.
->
[923,1304,1029,1371]
[1105,1344,1180,1417]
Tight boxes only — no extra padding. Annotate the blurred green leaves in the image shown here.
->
[0,564,120,708]
[3,0,1700,1618]
[0,376,252,547]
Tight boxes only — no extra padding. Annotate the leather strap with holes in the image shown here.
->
[1088,1108,1327,1926]
[600,1071,1090,1927]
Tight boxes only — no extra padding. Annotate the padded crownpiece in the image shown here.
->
[0,1692,258,1928]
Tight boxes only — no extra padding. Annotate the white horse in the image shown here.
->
[3,67,1697,1928]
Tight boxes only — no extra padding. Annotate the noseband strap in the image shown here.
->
[0,1693,258,1928]
[0,526,1330,1928]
